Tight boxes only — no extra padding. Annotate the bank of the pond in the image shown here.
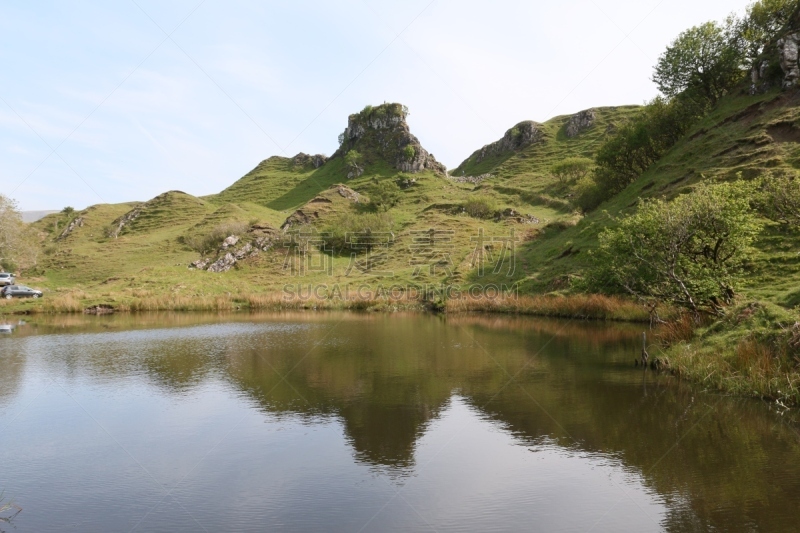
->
[3,290,798,406]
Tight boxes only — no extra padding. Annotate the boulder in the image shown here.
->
[221,235,239,249]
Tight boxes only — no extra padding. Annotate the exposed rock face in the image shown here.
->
[447,173,493,185]
[473,121,545,163]
[565,109,596,138]
[189,222,279,272]
[336,185,361,202]
[335,103,446,175]
[779,33,800,89]
[291,153,327,169]
[207,253,237,273]
[57,217,84,240]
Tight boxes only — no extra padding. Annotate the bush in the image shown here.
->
[367,180,400,212]
[403,145,416,161]
[183,221,250,255]
[589,181,763,315]
[552,157,593,185]
[319,212,395,254]
[759,173,800,225]
[462,197,496,219]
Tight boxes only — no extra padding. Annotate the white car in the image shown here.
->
[0,273,15,286]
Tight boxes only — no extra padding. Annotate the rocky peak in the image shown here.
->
[291,153,327,169]
[334,103,446,175]
[565,109,596,138]
[473,121,545,164]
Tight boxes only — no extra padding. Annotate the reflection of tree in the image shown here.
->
[7,312,800,531]
[0,344,26,408]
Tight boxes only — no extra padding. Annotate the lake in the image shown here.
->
[1,312,799,532]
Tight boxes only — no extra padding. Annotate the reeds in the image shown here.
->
[445,293,653,322]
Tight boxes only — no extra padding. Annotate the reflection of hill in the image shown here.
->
[7,312,800,531]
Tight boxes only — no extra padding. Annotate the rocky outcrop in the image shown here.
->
[779,33,800,89]
[291,153,327,169]
[189,222,280,272]
[472,121,544,164]
[447,173,493,185]
[57,217,84,240]
[335,103,446,175]
[336,184,361,202]
[565,109,596,138]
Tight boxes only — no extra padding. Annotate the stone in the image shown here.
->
[207,253,237,273]
[447,173,493,185]
[565,109,596,138]
[779,33,800,89]
[234,243,253,260]
[221,235,239,249]
[189,258,210,270]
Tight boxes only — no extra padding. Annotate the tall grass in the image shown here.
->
[445,293,653,322]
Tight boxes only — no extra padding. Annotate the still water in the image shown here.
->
[1,312,799,532]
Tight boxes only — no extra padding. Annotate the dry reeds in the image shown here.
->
[445,293,652,322]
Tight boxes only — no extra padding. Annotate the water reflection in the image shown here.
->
[2,312,800,532]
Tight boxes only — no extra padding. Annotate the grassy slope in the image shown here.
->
[515,89,800,304]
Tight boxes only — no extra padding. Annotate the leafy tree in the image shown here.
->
[741,0,797,67]
[0,194,38,271]
[367,180,400,212]
[61,206,75,216]
[552,157,593,184]
[589,182,763,315]
[653,20,746,106]
[403,145,416,161]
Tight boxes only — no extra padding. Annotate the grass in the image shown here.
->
[12,93,800,404]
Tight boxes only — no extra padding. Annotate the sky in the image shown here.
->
[1,0,754,211]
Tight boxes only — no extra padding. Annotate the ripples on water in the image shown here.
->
[1,312,800,532]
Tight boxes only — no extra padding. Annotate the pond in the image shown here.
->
[1,312,799,532]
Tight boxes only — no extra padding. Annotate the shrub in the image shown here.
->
[552,157,593,184]
[759,173,800,225]
[403,145,416,161]
[589,181,763,315]
[462,197,496,219]
[367,180,400,212]
[319,212,395,254]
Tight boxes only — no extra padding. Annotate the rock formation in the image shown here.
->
[779,33,800,88]
[57,217,84,240]
[291,153,328,169]
[334,103,446,175]
[565,109,596,138]
[472,121,545,164]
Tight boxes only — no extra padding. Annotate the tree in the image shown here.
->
[0,194,38,272]
[552,157,593,184]
[61,206,75,216]
[653,20,746,106]
[741,0,796,67]
[589,182,763,315]
[344,149,364,178]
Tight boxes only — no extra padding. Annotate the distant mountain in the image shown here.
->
[22,210,58,223]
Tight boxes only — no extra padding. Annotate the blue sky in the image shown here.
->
[2,0,752,211]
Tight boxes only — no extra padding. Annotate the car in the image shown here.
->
[0,273,15,286]
[1,285,43,299]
